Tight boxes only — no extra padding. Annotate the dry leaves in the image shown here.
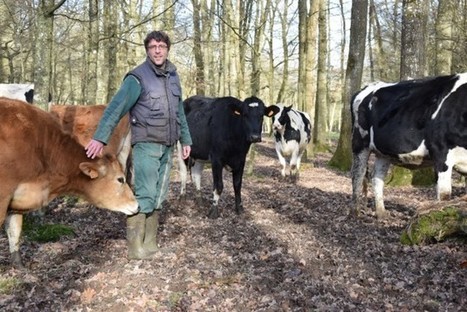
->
[0,138,465,311]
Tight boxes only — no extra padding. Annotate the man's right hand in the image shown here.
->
[85,139,104,159]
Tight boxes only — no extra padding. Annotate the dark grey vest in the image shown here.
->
[127,58,181,146]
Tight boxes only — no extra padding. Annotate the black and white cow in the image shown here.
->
[179,95,279,218]
[271,104,312,180]
[0,83,35,103]
[351,73,467,219]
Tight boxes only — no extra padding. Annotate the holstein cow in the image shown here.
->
[351,73,467,219]
[178,95,279,218]
[0,83,35,103]
[49,104,132,173]
[271,104,312,180]
[0,97,138,267]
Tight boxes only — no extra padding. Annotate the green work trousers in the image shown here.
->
[132,142,174,214]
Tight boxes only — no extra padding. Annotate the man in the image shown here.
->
[85,31,192,260]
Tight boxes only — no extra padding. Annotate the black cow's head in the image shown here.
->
[271,104,293,133]
[230,96,279,143]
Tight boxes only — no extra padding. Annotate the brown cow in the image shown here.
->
[0,97,138,267]
[49,104,131,171]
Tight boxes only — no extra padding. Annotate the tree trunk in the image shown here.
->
[304,0,319,158]
[103,1,118,103]
[434,0,454,75]
[192,0,206,95]
[33,0,66,108]
[83,0,99,105]
[313,0,329,152]
[276,0,290,104]
[329,0,368,171]
[400,0,429,79]
[395,0,434,187]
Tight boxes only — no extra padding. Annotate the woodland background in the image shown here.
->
[1,0,467,169]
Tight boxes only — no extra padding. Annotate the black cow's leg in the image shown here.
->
[350,148,370,216]
[5,213,25,268]
[232,166,245,214]
[208,162,224,218]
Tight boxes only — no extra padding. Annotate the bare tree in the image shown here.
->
[313,0,329,151]
[82,0,99,104]
[191,0,206,95]
[275,0,291,104]
[400,0,429,79]
[33,0,66,108]
[103,1,119,103]
[434,0,454,75]
[329,0,368,171]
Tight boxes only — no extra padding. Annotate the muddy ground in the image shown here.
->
[0,138,466,311]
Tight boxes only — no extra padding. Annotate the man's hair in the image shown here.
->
[144,31,171,51]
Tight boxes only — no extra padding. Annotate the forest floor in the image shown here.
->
[0,137,466,311]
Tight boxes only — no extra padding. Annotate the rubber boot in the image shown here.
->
[143,211,159,253]
[126,213,155,260]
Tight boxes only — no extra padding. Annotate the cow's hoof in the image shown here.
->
[11,252,25,270]
[195,196,204,206]
[375,210,388,219]
[208,207,219,219]
[235,205,244,215]
[349,208,360,218]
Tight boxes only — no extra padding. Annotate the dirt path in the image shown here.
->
[1,138,466,311]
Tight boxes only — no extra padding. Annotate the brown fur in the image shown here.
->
[49,104,131,169]
[0,97,137,225]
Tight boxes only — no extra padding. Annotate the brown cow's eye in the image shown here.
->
[118,177,125,184]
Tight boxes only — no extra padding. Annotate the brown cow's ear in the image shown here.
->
[79,162,100,179]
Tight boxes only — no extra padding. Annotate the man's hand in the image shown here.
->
[85,139,104,159]
[182,145,191,160]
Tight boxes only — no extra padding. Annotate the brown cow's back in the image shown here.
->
[49,104,131,170]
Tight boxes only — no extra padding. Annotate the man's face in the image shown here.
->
[146,39,169,66]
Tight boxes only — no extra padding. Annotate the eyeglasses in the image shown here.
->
[147,44,168,50]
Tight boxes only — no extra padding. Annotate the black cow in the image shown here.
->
[351,73,467,219]
[178,95,279,218]
[271,104,312,180]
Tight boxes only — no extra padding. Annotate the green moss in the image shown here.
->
[328,154,352,172]
[23,216,75,243]
[63,195,79,206]
[386,166,413,186]
[401,207,465,245]
[411,168,436,186]
[0,277,22,294]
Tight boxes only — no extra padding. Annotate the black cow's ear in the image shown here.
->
[266,105,280,117]
[229,101,243,116]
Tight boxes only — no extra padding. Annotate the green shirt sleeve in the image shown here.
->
[178,98,192,146]
[93,75,141,144]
